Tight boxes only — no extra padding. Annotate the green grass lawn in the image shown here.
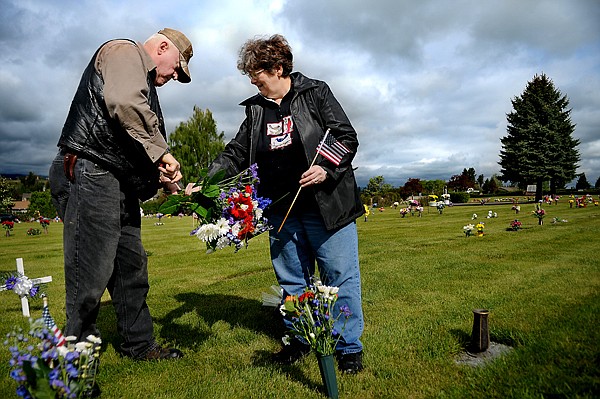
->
[1,201,599,398]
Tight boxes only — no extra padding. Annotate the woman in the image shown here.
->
[209,34,365,374]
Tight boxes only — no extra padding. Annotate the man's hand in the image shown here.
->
[159,153,183,194]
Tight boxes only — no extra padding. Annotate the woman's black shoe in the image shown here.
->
[272,339,311,364]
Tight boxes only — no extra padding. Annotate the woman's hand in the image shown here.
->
[300,165,327,188]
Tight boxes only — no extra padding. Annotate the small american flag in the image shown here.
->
[316,131,351,166]
[42,298,66,346]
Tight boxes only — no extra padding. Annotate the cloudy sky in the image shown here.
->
[1,0,599,188]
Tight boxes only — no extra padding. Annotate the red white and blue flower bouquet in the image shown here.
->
[159,164,272,253]
[279,277,351,399]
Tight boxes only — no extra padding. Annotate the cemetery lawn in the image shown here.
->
[1,201,599,398]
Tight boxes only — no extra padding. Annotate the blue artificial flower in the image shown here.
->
[10,368,26,382]
[66,363,79,378]
[65,350,80,362]
[249,163,259,180]
[49,368,60,381]
[5,276,18,290]
[16,384,31,398]
[332,329,339,337]
[29,286,39,297]
[340,304,352,317]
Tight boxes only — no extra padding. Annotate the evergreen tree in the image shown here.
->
[499,73,579,201]
[575,173,591,190]
[168,106,225,185]
[595,176,600,189]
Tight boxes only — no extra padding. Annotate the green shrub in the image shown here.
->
[450,191,470,203]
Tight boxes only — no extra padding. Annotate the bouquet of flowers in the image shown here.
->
[3,220,14,237]
[399,208,409,217]
[4,302,101,399]
[476,222,485,236]
[159,164,272,253]
[408,199,420,207]
[27,228,42,236]
[437,202,445,214]
[416,205,424,216]
[486,210,498,218]
[279,277,352,356]
[532,204,545,219]
[39,217,50,233]
[532,203,545,225]
[509,219,522,231]
[463,224,474,237]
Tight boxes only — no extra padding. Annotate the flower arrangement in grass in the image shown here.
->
[4,318,101,399]
[532,203,546,220]
[399,208,409,217]
[159,164,272,253]
[486,210,498,218]
[509,219,522,231]
[279,277,351,356]
[27,228,42,236]
[463,224,474,237]
[437,202,445,214]
[476,222,485,236]
[3,220,15,236]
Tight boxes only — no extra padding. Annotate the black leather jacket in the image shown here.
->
[57,40,165,200]
[208,72,364,230]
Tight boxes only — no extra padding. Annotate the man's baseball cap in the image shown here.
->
[158,28,193,83]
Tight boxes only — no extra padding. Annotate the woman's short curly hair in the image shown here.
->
[237,34,293,77]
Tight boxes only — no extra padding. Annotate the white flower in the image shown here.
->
[215,218,230,235]
[317,285,329,295]
[56,345,70,358]
[279,304,287,316]
[472,214,477,220]
[240,204,249,211]
[230,222,241,236]
[309,333,315,339]
[65,335,78,342]
[75,341,92,353]
[13,277,33,297]
[215,236,230,250]
[282,335,291,346]
[196,223,221,242]
[86,335,102,344]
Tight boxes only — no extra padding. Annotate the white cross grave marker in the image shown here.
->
[0,258,52,317]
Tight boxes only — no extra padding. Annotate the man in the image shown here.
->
[49,28,192,360]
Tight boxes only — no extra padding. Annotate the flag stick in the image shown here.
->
[277,129,330,233]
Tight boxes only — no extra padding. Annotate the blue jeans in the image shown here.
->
[49,151,155,357]
[268,212,364,354]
